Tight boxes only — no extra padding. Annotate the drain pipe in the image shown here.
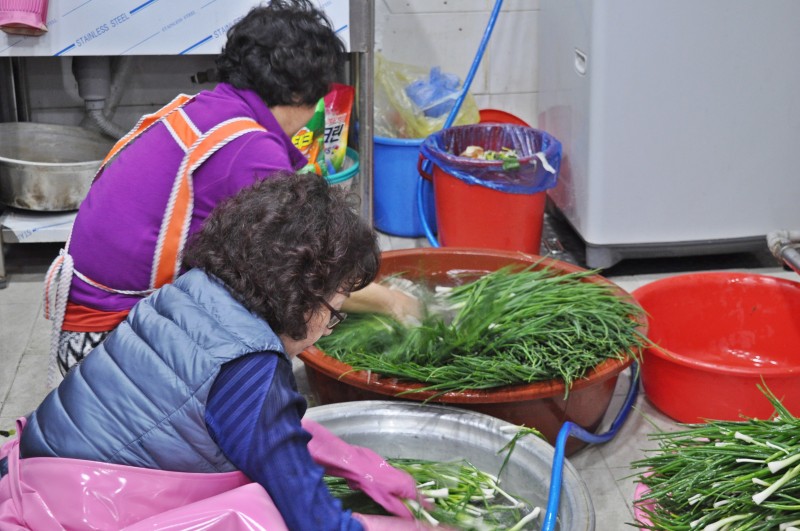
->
[60,57,84,105]
[104,56,135,121]
[72,56,128,140]
[767,230,800,275]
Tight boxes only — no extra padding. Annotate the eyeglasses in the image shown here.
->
[320,299,347,329]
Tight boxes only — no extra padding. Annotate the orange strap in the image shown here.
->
[150,117,266,289]
[94,94,194,182]
[162,108,201,150]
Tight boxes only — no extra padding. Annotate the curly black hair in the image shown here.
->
[216,0,346,107]
[184,172,380,341]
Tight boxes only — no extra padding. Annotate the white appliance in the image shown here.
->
[537,1,800,268]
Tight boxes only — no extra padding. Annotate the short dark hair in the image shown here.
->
[216,0,346,107]
[184,173,380,340]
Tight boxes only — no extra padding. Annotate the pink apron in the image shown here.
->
[0,418,288,530]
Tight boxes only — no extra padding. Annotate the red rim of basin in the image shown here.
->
[633,271,800,377]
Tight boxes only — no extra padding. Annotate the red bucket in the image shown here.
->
[418,115,561,254]
[420,163,548,252]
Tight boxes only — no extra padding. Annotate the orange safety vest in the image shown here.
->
[45,94,267,332]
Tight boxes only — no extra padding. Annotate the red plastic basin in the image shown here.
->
[300,247,644,455]
[633,272,800,422]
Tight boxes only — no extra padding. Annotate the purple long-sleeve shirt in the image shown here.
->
[67,83,306,314]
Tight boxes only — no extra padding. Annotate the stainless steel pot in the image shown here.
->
[306,400,595,530]
[0,122,114,211]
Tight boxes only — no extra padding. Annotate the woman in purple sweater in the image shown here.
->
[45,0,416,379]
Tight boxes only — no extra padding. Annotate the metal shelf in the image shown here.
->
[0,209,75,286]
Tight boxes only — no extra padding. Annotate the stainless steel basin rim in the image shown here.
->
[0,122,113,211]
[306,400,595,531]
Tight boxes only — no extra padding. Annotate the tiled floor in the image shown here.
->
[0,235,797,529]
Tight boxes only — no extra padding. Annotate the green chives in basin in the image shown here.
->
[632,386,800,530]
[316,265,647,393]
[326,458,540,530]
[326,428,545,529]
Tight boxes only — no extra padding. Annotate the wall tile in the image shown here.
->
[488,92,538,127]
[472,93,491,111]
[381,0,540,14]
[21,8,543,139]
[381,0,490,15]
[502,0,540,11]
[486,9,538,93]
[375,12,491,94]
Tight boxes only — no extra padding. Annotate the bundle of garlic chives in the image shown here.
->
[317,265,647,393]
[632,385,800,530]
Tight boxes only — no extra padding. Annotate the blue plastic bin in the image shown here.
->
[373,136,436,237]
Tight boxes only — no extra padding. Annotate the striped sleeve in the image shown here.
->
[205,352,364,531]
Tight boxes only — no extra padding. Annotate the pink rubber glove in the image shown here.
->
[302,419,419,518]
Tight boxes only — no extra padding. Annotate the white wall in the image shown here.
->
[375,0,540,127]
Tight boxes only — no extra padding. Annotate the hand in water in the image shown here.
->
[342,282,423,325]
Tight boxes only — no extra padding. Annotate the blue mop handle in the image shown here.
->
[542,363,641,531]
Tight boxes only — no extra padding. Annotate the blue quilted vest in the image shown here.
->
[22,268,286,473]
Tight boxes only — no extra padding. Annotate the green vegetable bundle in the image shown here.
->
[317,265,647,393]
[326,458,540,530]
[632,386,800,530]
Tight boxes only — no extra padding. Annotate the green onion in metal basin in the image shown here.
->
[326,429,546,530]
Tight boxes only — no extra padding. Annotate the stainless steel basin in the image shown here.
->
[0,122,113,211]
[306,401,595,530]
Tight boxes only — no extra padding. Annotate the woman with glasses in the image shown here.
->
[3,173,430,530]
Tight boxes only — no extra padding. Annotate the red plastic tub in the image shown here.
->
[427,168,548,253]
[633,272,800,422]
[300,247,644,456]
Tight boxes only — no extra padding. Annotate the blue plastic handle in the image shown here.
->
[417,172,440,247]
[541,363,641,531]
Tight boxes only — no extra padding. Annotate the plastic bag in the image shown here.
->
[419,123,562,194]
[292,98,327,176]
[294,84,356,176]
[374,53,480,139]
[323,83,355,172]
[405,67,461,118]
